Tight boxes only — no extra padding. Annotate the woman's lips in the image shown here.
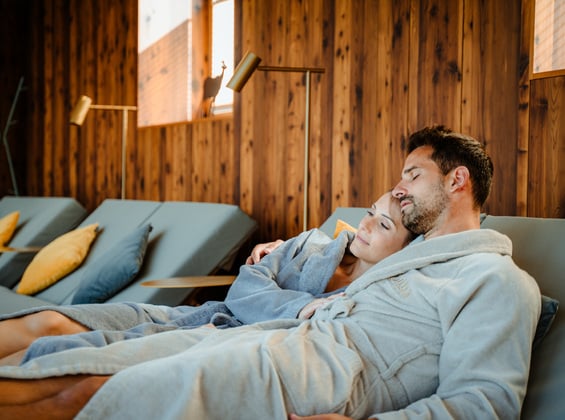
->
[355,233,369,246]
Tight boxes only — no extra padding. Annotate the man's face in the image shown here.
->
[392,145,449,235]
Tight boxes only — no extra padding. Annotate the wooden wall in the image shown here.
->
[1,0,563,244]
[236,0,536,240]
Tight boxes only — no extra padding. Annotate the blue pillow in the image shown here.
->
[533,295,559,349]
[71,224,152,304]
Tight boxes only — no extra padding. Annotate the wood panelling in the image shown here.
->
[460,0,522,215]
[236,0,553,240]
[17,0,138,212]
[517,0,534,216]
[528,76,565,218]
[1,0,564,245]
[133,116,237,205]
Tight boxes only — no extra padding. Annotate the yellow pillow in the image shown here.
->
[333,219,357,238]
[17,223,99,295]
[0,211,19,246]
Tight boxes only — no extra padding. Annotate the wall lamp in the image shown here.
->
[227,51,325,231]
[70,95,137,199]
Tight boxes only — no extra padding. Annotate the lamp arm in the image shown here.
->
[257,66,324,74]
[90,104,137,111]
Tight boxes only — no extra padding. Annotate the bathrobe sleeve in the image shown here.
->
[372,253,541,419]
[225,229,351,324]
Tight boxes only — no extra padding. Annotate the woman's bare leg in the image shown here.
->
[0,375,110,419]
[0,349,27,366]
[0,311,90,360]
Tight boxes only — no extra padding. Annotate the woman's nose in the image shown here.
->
[358,216,372,233]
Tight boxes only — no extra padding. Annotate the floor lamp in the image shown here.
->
[70,95,137,199]
[2,76,26,196]
[227,51,324,231]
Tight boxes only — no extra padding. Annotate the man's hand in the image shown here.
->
[245,239,284,264]
[289,414,353,420]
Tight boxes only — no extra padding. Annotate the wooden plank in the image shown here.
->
[52,0,67,197]
[362,0,387,204]
[461,0,481,136]
[68,0,79,199]
[43,0,55,195]
[26,2,45,196]
[407,0,420,135]
[142,275,236,288]
[238,0,258,218]
[528,77,565,218]
[307,0,334,230]
[409,0,463,131]
[191,119,208,201]
[389,0,412,185]
[286,0,305,234]
[124,0,139,200]
[267,0,290,239]
[214,117,236,203]
[485,0,520,216]
[516,0,533,216]
[80,0,98,210]
[169,124,190,200]
[331,0,354,210]
[191,0,211,119]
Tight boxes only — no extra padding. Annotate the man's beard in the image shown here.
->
[401,183,448,235]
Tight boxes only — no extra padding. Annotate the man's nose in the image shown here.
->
[392,182,406,198]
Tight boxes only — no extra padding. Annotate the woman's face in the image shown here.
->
[349,192,412,264]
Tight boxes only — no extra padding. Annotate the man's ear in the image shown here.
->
[449,166,470,191]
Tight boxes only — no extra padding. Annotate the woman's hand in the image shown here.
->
[245,239,285,264]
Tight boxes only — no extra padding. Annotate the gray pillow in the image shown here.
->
[533,295,559,349]
[71,224,152,304]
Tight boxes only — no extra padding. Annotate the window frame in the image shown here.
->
[530,0,565,80]
[137,0,233,127]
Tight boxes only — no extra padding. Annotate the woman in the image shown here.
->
[0,191,414,365]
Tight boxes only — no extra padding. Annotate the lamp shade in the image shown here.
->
[69,95,93,125]
[226,51,262,92]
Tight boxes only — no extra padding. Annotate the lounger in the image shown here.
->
[0,199,257,315]
[0,196,87,289]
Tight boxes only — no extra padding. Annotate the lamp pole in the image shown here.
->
[256,65,324,231]
[227,52,325,231]
[88,104,137,199]
[70,96,137,200]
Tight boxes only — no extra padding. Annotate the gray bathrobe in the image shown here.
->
[7,228,352,362]
[0,229,541,419]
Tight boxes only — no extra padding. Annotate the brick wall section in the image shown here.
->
[138,21,189,126]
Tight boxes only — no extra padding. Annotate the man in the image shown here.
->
[0,126,541,419]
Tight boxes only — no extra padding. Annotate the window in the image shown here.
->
[210,0,234,114]
[138,0,234,126]
[532,0,565,77]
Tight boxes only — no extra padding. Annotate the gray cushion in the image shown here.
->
[71,224,153,304]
